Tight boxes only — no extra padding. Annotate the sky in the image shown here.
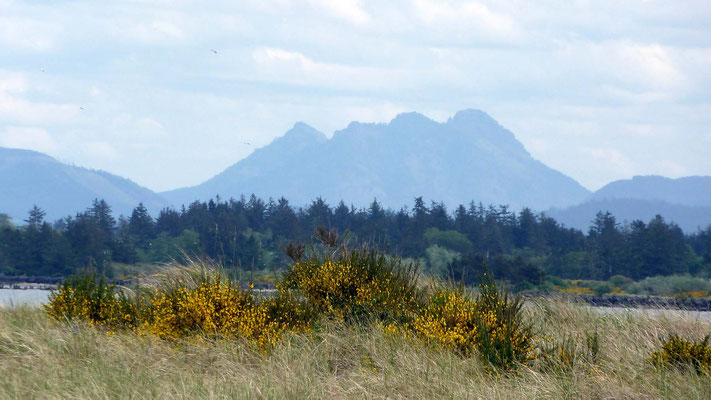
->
[1,0,710,193]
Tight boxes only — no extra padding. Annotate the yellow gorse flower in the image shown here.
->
[651,335,711,373]
[142,278,310,349]
[413,284,535,368]
[45,272,311,351]
[43,274,138,330]
[44,254,535,371]
[281,258,418,322]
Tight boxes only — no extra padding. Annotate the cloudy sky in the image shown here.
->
[1,0,710,192]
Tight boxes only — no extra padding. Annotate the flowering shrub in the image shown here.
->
[609,287,626,295]
[471,275,536,369]
[651,335,711,374]
[413,289,479,356]
[44,249,536,371]
[45,270,312,350]
[280,247,420,323]
[414,274,535,369]
[44,272,138,330]
[143,278,251,337]
[559,286,596,295]
[142,277,313,349]
[675,291,708,298]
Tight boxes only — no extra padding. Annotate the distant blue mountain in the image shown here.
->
[549,199,711,233]
[591,175,711,207]
[549,176,711,232]
[0,147,168,223]
[162,109,591,211]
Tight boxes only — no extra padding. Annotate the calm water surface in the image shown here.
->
[2,289,711,320]
[589,305,711,320]
[0,289,51,307]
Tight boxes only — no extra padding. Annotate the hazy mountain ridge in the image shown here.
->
[5,110,708,231]
[550,176,711,232]
[591,175,711,207]
[0,147,168,222]
[162,122,329,206]
[162,109,591,211]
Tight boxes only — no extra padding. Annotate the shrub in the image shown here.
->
[609,274,633,289]
[413,273,535,370]
[651,335,711,374]
[543,275,569,289]
[609,287,626,295]
[589,282,613,295]
[474,273,536,369]
[45,265,313,350]
[413,287,479,356]
[511,280,534,293]
[44,249,536,366]
[449,254,544,286]
[424,228,473,254]
[142,276,312,349]
[280,246,421,323]
[44,271,138,330]
[143,277,254,339]
[629,275,711,297]
[538,337,579,371]
[538,331,600,372]
[676,291,708,298]
[425,244,461,276]
[559,286,595,295]
[259,291,315,338]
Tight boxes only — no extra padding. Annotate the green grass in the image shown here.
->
[2,298,711,399]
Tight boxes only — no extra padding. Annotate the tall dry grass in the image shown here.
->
[2,297,711,399]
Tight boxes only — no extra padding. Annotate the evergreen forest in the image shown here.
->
[1,196,710,288]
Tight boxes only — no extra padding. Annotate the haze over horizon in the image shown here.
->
[1,0,710,192]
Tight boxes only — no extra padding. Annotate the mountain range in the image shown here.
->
[0,147,168,223]
[1,109,709,232]
[162,110,590,211]
[549,176,711,232]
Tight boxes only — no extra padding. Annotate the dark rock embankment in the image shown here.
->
[524,292,711,312]
[0,275,61,290]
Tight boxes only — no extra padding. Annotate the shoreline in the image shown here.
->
[0,275,62,290]
[3,283,711,311]
[525,292,711,312]
[0,283,56,290]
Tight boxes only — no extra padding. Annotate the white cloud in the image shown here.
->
[135,117,166,138]
[617,43,688,91]
[251,47,404,91]
[587,148,635,173]
[124,20,185,44]
[0,16,59,51]
[309,0,370,25]
[558,41,689,96]
[0,126,58,153]
[410,0,522,42]
[82,142,118,161]
[658,160,689,177]
[341,103,408,125]
[0,95,79,125]
[0,72,26,93]
[0,73,79,124]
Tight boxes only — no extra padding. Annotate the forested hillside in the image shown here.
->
[2,195,709,286]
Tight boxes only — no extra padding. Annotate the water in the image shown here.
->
[2,288,710,319]
[0,289,52,307]
[589,305,711,320]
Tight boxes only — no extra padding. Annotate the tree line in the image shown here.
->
[1,196,710,285]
